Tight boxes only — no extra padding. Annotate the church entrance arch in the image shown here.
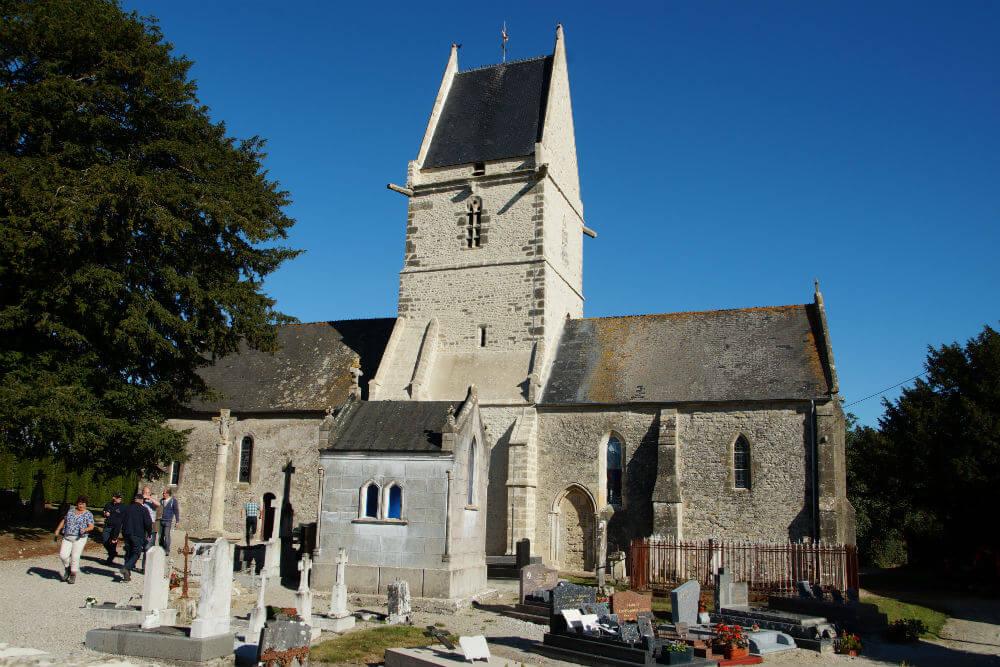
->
[551,485,596,572]
[262,492,276,540]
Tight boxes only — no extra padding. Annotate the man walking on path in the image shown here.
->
[140,485,159,572]
[158,488,180,554]
[119,493,151,582]
[100,492,124,565]
[53,496,94,584]
[242,496,260,546]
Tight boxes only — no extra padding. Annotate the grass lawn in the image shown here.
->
[861,593,948,638]
[311,625,457,665]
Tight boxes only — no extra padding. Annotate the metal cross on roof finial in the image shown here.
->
[501,22,509,63]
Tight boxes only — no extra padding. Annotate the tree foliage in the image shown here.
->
[0,0,299,476]
[847,325,1000,569]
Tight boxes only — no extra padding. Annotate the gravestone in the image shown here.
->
[846,588,860,603]
[258,620,310,667]
[609,551,627,582]
[550,581,596,613]
[714,567,733,611]
[520,563,559,604]
[560,609,584,631]
[458,636,491,662]
[797,580,813,598]
[315,548,355,633]
[611,590,652,622]
[515,539,531,570]
[261,497,282,578]
[811,583,826,600]
[387,580,411,625]
[190,538,234,639]
[295,553,313,625]
[620,623,640,644]
[730,581,749,608]
[582,602,610,618]
[670,580,699,625]
[580,614,601,633]
[637,616,655,639]
[830,588,845,604]
[247,572,268,641]
[141,546,170,628]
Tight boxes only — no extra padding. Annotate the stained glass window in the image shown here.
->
[387,485,402,519]
[364,484,380,518]
[734,436,751,490]
[607,436,623,505]
[238,437,253,483]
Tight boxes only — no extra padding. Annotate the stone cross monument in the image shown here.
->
[208,409,236,534]
[295,553,313,625]
[247,571,268,640]
[140,546,170,628]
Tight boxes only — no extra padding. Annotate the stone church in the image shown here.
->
[166,26,855,597]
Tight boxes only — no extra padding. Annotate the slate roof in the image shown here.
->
[324,401,456,453]
[187,318,395,414]
[423,56,553,168]
[541,305,834,404]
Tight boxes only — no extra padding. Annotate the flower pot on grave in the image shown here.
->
[660,647,694,664]
[724,646,749,660]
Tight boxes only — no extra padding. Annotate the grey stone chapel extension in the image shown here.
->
[165,26,855,598]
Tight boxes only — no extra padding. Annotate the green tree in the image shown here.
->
[848,325,1000,568]
[0,0,299,477]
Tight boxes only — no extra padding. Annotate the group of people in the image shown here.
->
[54,486,180,584]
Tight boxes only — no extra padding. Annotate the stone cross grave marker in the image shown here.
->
[141,546,169,628]
[519,563,558,604]
[611,590,652,622]
[670,579,700,626]
[190,538,234,639]
[248,571,268,642]
[328,547,349,618]
[295,553,313,624]
[387,579,411,625]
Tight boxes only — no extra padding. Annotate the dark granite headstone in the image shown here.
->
[582,602,610,618]
[620,622,640,645]
[797,580,813,598]
[611,590,653,622]
[637,616,655,639]
[830,588,845,604]
[550,581,596,613]
[811,583,825,600]
[516,539,531,570]
[846,588,860,602]
[520,563,559,604]
[257,620,310,665]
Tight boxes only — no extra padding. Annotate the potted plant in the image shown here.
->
[659,641,694,665]
[836,633,863,656]
[712,623,750,660]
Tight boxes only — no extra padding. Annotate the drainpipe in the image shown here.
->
[442,470,452,562]
[314,466,325,557]
[810,399,819,542]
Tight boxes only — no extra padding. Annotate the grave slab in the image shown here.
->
[85,626,233,662]
[748,630,796,655]
[81,605,177,627]
[385,645,530,667]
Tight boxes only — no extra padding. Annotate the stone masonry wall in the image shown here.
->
[164,417,321,537]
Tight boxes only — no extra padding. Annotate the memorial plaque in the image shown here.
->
[459,635,491,662]
[550,582,596,613]
[611,590,653,622]
[520,563,559,604]
[670,580,700,625]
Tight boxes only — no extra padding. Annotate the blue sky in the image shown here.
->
[123,0,999,425]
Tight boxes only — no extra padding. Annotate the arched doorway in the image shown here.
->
[553,485,596,571]
[262,492,276,540]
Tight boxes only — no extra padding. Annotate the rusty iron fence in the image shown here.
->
[627,538,859,594]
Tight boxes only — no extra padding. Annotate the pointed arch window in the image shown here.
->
[734,436,751,490]
[607,436,623,506]
[238,436,253,483]
[387,484,403,520]
[363,483,380,518]
[467,439,477,506]
[465,197,482,248]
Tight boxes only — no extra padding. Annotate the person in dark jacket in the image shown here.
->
[101,492,125,565]
[158,488,180,554]
[119,493,152,582]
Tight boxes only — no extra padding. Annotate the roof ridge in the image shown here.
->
[283,316,396,327]
[580,304,809,321]
[459,54,550,74]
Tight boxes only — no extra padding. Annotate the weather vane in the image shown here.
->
[501,22,509,63]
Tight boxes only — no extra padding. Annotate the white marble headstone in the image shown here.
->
[458,635,491,662]
[190,538,234,639]
[142,546,169,616]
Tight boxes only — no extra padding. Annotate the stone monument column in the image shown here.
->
[208,409,236,534]
[652,408,683,539]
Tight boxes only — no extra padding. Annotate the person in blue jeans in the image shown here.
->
[158,488,180,555]
[119,493,152,582]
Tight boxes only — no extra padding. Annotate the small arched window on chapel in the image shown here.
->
[607,436,623,506]
[734,436,752,490]
[363,483,380,518]
[465,197,482,249]
[387,484,403,520]
[467,440,477,506]
[238,436,253,483]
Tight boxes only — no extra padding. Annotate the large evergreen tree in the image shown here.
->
[0,0,299,476]
[848,325,1000,568]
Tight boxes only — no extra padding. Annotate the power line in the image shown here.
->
[844,372,926,408]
